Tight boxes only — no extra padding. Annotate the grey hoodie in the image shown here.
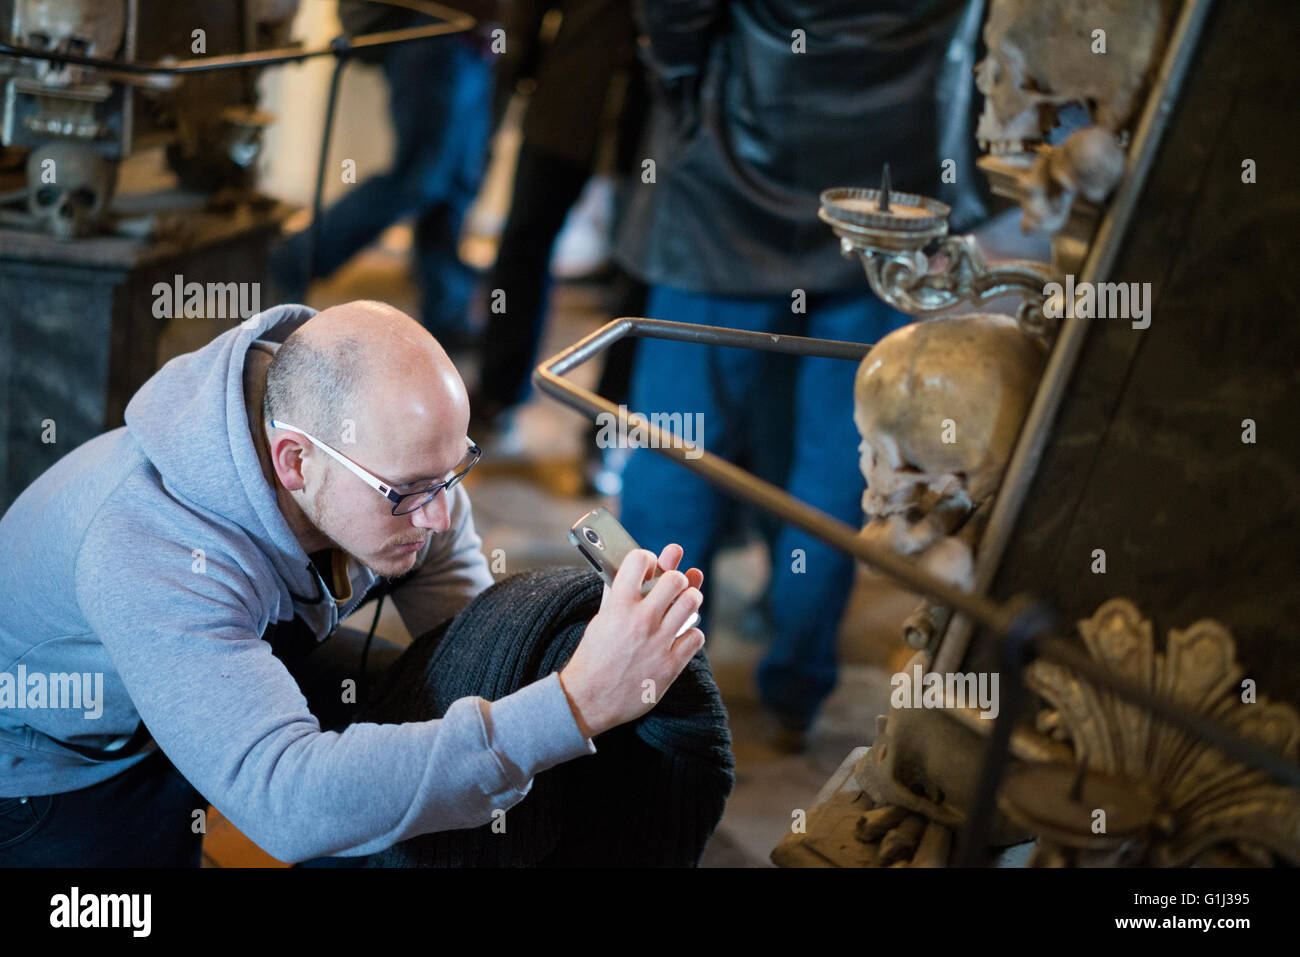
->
[0,303,596,863]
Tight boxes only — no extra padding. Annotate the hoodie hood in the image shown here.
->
[123,303,318,598]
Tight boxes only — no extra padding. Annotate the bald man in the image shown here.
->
[0,301,704,867]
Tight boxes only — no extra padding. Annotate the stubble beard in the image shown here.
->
[308,468,424,580]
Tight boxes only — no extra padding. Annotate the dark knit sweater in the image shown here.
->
[359,567,735,866]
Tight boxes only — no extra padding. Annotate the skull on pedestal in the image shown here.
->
[15,0,126,88]
[845,316,1047,865]
[975,0,1172,232]
[26,141,116,239]
[853,314,1045,592]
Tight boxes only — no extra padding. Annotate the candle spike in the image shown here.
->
[878,163,892,213]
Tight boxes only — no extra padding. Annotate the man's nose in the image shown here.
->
[409,490,451,532]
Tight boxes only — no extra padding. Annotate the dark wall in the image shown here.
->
[973,0,1300,709]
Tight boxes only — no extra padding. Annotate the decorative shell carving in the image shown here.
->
[1014,598,1300,866]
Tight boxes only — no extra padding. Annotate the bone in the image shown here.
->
[975,0,1169,235]
[856,804,912,843]
[902,602,936,650]
[911,820,954,868]
[1053,126,1126,201]
[878,813,927,865]
[917,537,975,592]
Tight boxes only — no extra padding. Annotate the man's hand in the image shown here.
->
[559,544,705,739]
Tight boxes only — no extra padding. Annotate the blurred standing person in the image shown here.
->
[615,0,985,749]
[470,0,648,445]
[271,1,498,346]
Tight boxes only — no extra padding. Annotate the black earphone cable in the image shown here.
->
[359,592,385,700]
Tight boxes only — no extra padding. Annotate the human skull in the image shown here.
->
[975,0,1168,154]
[853,315,1045,573]
[27,141,115,238]
[15,0,126,87]
[1022,125,1128,233]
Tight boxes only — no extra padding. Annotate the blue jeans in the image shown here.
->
[0,628,404,867]
[0,750,205,867]
[271,37,493,333]
[619,285,909,728]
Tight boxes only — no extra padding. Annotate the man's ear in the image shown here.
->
[266,425,308,492]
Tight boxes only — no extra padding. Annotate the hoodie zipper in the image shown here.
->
[305,559,376,638]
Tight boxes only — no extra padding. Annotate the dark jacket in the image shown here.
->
[615,0,985,296]
[492,0,647,171]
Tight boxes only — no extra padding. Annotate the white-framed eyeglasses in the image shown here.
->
[269,420,481,516]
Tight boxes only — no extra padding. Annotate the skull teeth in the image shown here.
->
[991,139,1026,156]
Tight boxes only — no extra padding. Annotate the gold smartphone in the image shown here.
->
[569,507,700,636]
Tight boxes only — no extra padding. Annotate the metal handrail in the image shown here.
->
[0,1,474,76]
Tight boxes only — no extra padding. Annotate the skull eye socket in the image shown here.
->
[71,187,98,208]
[26,32,51,49]
[35,186,58,207]
[66,37,90,57]
[896,463,924,475]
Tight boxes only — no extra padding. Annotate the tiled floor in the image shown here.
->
[199,238,918,867]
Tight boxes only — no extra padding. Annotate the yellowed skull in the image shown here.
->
[853,314,1045,588]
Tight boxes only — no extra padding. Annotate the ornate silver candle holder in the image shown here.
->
[819,168,1059,343]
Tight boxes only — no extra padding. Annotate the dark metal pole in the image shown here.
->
[0,3,476,76]
[955,599,1054,867]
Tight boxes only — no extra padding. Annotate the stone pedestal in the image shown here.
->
[0,200,293,511]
